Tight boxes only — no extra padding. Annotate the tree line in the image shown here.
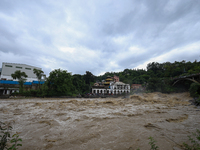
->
[11,69,95,97]
[11,60,200,97]
[96,60,200,93]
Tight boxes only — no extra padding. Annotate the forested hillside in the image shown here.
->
[96,60,200,93]
[13,60,200,97]
[96,60,200,85]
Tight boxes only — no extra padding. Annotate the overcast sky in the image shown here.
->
[0,0,200,76]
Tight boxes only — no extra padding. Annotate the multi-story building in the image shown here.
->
[0,62,45,95]
[92,76,130,95]
[0,62,44,82]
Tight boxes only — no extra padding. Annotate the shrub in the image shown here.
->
[183,129,200,150]
[195,96,200,106]
[0,122,22,150]
[149,136,159,150]
[189,83,200,97]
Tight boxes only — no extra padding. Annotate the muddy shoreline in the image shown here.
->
[0,92,199,150]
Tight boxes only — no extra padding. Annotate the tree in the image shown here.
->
[33,68,44,90]
[189,83,200,97]
[46,69,74,96]
[72,74,88,94]
[146,78,162,92]
[11,70,28,93]
[83,71,95,85]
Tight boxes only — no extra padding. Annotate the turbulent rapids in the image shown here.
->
[0,92,200,150]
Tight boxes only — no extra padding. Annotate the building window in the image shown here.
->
[5,65,12,67]
[16,66,22,69]
[25,68,31,70]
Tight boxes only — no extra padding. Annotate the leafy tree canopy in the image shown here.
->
[11,70,28,93]
[33,68,44,81]
[46,69,74,96]
[11,70,27,81]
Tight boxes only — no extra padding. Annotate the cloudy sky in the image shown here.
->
[0,0,200,76]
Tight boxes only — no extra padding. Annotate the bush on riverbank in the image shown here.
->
[0,122,22,150]
[189,83,200,97]
[188,83,200,106]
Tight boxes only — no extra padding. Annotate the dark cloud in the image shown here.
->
[0,0,200,76]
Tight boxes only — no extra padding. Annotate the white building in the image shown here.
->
[0,62,43,82]
[110,81,130,94]
[92,81,130,95]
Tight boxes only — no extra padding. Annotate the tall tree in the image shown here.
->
[33,68,44,90]
[11,70,28,93]
[46,69,74,96]
[83,71,95,85]
[72,74,87,94]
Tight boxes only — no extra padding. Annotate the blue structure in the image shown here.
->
[0,80,45,85]
[0,80,45,95]
[32,80,45,84]
[0,80,19,84]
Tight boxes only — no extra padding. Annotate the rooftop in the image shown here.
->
[2,62,41,69]
[111,81,127,85]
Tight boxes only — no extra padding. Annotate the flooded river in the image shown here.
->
[0,92,199,150]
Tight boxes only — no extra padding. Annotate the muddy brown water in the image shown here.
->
[0,92,200,150]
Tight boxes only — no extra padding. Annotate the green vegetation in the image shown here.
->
[11,70,27,93]
[195,97,200,106]
[189,83,200,97]
[14,70,95,97]
[0,122,22,150]
[136,137,159,150]
[97,60,200,93]
[138,130,200,150]
[149,137,159,150]
[45,69,74,96]
[11,60,200,97]
[189,83,200,105]
[183,129,200,150]
[33,68,44,91]
[73,74,89,95]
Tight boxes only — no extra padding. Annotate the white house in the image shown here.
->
[110,81,130,94]
[92,81,130,95]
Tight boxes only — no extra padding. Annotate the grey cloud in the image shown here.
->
[0,26,18,44]
[0,0,200,76]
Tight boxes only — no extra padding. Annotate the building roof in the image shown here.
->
[104,82,110,84]
[2,62,41,70]
[106,78,113,81]
[115,82,126,85]
[110,81,128,86]
[106,76,111,78]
